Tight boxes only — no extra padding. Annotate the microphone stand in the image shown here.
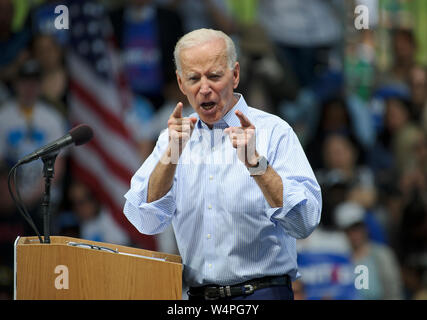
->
[41,153,58,244]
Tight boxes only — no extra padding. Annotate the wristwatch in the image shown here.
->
[247,156,269,176]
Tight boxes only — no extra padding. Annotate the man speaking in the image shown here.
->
[123,29,321,300]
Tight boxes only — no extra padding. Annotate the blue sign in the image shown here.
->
[297,252,360,300]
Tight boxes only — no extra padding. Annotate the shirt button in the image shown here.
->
[208,264,212,268]
[209,175,213,180]
[207,234,211,239]
[208,204,212,209]
[212,147,215,151]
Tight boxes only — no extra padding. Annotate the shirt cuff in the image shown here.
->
[123,183,177,235]
[265,181,308,225]
[124,181,176,215]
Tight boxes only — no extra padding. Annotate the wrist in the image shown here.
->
[159,144,181,165]
[245,151,260,168]
[246,155,269,176]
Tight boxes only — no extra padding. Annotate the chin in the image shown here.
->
[197,111,219,124]
[200,117,216,126]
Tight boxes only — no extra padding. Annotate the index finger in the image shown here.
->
[170,102,183,119]
[235,110,252,127]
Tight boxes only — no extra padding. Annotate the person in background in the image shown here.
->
[292,279,306,300]
[319,134,376,207]
[163,0,235,34]
[257,0,343,89]
[0,160,27,300]
[319,133,390,245]
[296,215,359,300]
[32,33,68,113]
[389,29,417,85]
[0,59,67,213]
[0,0,31,86]
[65,179,131,246]
[29,0,69,47]
[376,96,420,176]
[408,65,427,119]
[335,201,403,300]
[109,0,184,110]
[305,96,367,170]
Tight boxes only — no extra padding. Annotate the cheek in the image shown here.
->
[182,85,198,101]
[215,83,233,102]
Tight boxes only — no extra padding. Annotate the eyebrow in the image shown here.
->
[209,70,223,76]
[186,72,199,77]
[184,69,225,80]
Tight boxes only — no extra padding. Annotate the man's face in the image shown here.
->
[15,78,40,107]
[176,38,240,127]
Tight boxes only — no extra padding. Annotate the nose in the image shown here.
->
[199,77,211,96]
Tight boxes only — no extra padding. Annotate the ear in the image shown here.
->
[176,70,186,96]
[232,62,240,89]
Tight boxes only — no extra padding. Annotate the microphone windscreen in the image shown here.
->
[69,124,94,146]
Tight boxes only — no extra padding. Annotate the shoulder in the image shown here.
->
[35,101,66,121]
[371,243,396,262]
[0,101,22,128]
[34,101,67,133]
[248,106,293,136]
[0,100,18,116]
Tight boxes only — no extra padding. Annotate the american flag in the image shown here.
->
[67,0,156,250]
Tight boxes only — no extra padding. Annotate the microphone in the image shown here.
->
[18,124,94,165]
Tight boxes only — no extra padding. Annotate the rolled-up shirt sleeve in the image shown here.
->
[123,130,176,235]
[265,126,322,239]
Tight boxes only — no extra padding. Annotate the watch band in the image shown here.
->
[247,156,269,176]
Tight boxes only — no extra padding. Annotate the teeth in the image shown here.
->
[201,102,215,110]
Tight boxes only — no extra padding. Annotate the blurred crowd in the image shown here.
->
[0,0,426,300]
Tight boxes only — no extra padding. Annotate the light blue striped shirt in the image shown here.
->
[124,94,322,287]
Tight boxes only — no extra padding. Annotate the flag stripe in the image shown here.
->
[69,78,132,140]
[72,144,129,209]
[68,52,123,115]
[68,0,156,250]
[69,97,141,171]
[80,136,133,185]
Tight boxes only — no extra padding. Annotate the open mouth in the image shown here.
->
[200,102,216,110]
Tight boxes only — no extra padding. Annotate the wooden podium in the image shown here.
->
[14,236,182,300]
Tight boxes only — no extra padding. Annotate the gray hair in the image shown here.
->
[174,28,237,75]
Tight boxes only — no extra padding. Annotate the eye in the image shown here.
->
[188,76,200,82]
[209,74,221,80]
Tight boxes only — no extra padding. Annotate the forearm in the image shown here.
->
[252,163,321,239]
[252,165,283,208]
[146,103,196,203]
[147,144,177,203]
[124,140,177,235]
